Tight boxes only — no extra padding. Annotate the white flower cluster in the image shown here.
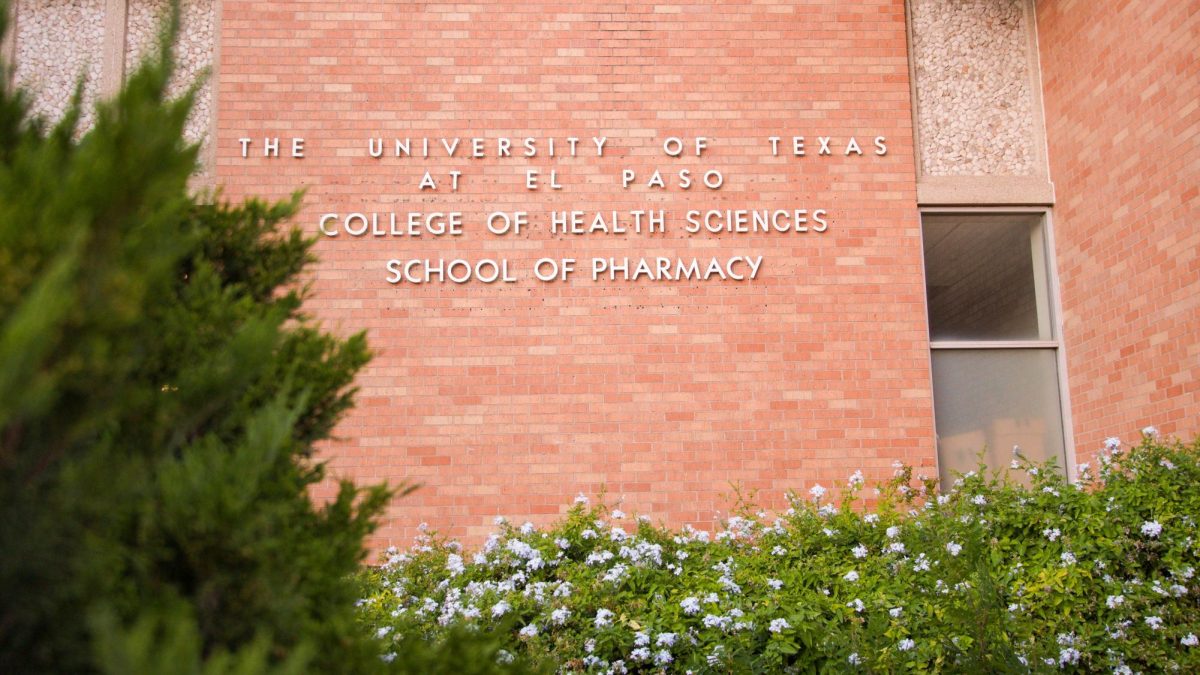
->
[364,437,1196,672]
[594,608,614,628]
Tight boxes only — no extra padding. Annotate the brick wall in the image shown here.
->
[1037,0,1199,462]
[216,0,932,549]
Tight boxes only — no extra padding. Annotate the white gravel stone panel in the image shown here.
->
[125,0,214,148]
[14,0,106,132]
[911,0,1036,176]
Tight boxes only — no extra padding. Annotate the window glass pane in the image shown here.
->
[932,348,1066,486]
[923,214,1050,341]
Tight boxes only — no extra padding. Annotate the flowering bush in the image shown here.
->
[360,435,1200,672]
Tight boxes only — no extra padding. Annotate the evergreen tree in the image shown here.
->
[0,10,391,672]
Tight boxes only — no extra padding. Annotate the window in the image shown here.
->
[922,212,1069,486]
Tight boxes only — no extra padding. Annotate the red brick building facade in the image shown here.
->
[6,0,1195,548]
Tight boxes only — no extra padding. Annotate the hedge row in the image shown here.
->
[361,434,1200,673]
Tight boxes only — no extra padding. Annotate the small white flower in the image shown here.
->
[446,553,465,577]
[848,652,863,665]
[1142,425,1159,438]
[493,516,507,526]
[629,646,651,662]
[897,638,915,651]
[551,607,571,624]
[1106,594,1125,608]
[972,495,987,506]
[843,570,860,582]
[654,649,673,666]
[887,542,907,555]
[1104,437,1121,451]
[1182,633,1198,647]
[768,618,791,633]
[1010,459,1021,470]
[1058,647,1081,666]
[847,598,865,612]
[946,541,963,556]
[375,625,392,639]
[852,544,869,559]
[491,600,510,618]
[864,514,880,525]
[809,483,827,500]
[656,632,677,647]
[594,608,614,628]
[848,470,865,488]
[612,509,626,519]
[680,597,701,615]
[574,493,589,504]
[886,525,901,539]
[519,521,535,535]
[634,631,650,647]
[1141,520,1163,538]
[1145,616,1164,630]
[555,537,570,550]
[380,652,396,663]
[767,578,783,590]
[889,607,903,618]
[518,623,538,638]
[581,528,597,540]
[1061,551,1077,566]
[1043,527,1061,542]
[772,545,787,556]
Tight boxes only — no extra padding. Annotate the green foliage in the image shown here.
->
[361,435,1200,673]
[0,11,391,673]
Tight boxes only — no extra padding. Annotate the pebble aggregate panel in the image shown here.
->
[125,0,214,148]
[217,0,935,550]
[13,0,105,132]
[910,0,1035,176]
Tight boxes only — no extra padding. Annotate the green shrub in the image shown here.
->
[361,434,1200,673]
[0,11,390,673]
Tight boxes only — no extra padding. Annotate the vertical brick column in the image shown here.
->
[1037,0,1200,459]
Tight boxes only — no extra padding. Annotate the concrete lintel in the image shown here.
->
[917,175,1056,207]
